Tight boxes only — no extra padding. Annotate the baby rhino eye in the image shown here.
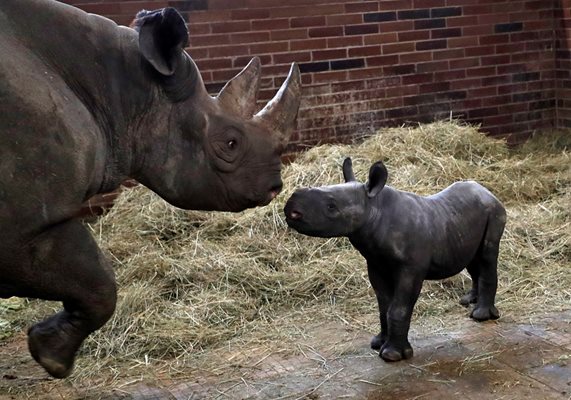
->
[327,203,337,211]
[227,139,237,150]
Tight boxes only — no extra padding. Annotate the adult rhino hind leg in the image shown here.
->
[470,212,505,322]
[25,220,117,378]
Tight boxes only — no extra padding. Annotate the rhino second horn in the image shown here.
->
[216,57,261,118]
[255,62,302,146]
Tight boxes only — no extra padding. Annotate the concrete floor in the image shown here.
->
[125,311,571,400]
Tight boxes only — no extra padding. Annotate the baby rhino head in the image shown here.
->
[284,158,387,238]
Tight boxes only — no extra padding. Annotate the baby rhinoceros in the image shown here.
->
[284,158,506,362]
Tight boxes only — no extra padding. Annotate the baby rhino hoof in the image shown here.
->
[459,290,478,307]
[380,344,413,362]
[370,334,386,351]
[470,305,500,321]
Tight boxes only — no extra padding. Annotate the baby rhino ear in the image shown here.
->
[366,161,388,198]
[342,157,356,182]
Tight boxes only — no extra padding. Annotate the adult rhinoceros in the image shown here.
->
[0,0,301,378]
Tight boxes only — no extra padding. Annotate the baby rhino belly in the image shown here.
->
[425,215,487,280]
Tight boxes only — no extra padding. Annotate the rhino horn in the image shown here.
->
[217,57,261,118]
[255,63,302,147]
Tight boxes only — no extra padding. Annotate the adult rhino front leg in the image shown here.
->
[23,220,117,378]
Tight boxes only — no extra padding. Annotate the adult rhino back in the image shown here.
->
[0,0,301,378]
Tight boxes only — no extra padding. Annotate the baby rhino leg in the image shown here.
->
[460,264,479,307]
[367,264,392,351]
[380,273,423,362]
[470,211,505,321]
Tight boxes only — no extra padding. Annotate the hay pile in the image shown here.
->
[1,121,569,382]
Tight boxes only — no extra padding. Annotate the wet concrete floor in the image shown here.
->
[126,311,571,399]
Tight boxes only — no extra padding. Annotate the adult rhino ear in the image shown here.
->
[342,157,356,182]
[366,161,388,198]
[134,8,189,76]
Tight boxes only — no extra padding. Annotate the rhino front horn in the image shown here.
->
[255,62,302,147]
[217,57,261,118]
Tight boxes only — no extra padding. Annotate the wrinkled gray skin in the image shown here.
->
[284,158,506,362]
[0,0,301,378]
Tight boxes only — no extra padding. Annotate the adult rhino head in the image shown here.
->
[131,8,301,211]
[0,0,300,379]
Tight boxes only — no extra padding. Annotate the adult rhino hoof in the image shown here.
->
[380,344,413,362]
[470,305,500,321]
[28,320,80,379]
[370,333,386,351]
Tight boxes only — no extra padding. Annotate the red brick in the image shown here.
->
[378,0,413,10]
[291,16,326,28]
[345,1,379,13]
[386,85,419,98]
[400,51,433,63]
[413,0,445,7]
[211,21,251,34]
[435,69,467,81]
[312,48,348,61]
[195,58,233,71]
[252,18,290,31]
[231,8,270,20]
[451,78,483,90]
[231,31,270,44]
[349,45,382,58]
[328,36,363,48]
[464,25,494,36]
[291,38,327,51]
[271,4,345,18]
[313,70,348,84]
[398,30,430,42]
[467,66,497,77]
[417,60,449,73]
[191,34,231,47]
[309,26,344,38]
[189,11,231,24]
[249,42,289,54]
[273,52,311,64]
[448,36,479,48]
[402,73,434,85]
[450,57,480,69]
[271,29,308,41]
[382,42,416,55]
[419,81,450,93]
[446,15,479,27]
[367,55,400,67]
[327,14,363,26]
[379,20,415,32]
[432,49,465,60]
[465,46,496,57]
[364,33,399,45]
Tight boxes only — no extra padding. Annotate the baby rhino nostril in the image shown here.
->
[289,210,302,220]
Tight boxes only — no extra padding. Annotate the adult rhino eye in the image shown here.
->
[227,139,237,150]
[327,203,337,211]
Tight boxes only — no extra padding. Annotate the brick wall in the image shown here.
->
[62,0,569,149]
[556,0,571,129]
